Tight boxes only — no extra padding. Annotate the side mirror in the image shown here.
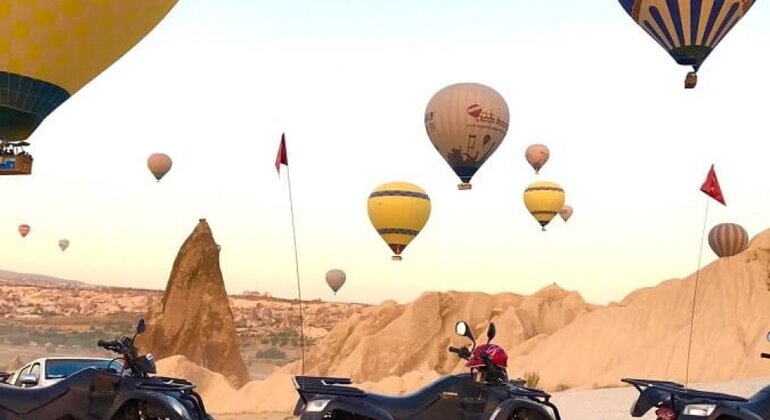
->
[455,321,475,343]
[487,322,496,342]
[19,373,38,386]
[136,319,146,334]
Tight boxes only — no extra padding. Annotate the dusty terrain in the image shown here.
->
[0,280,367,380]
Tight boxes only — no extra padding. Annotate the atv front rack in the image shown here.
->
[293,376,367,399]
[622,378,748,402]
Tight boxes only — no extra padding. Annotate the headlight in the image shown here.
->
[682,403,717,416]
[305,399,331,413]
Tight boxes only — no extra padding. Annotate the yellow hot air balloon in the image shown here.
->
[0,0,178,175]
[523,181,565,231]
[367,181,431,261]
[424,83,509,190]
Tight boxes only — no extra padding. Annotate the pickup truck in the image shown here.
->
[3,357,117,388]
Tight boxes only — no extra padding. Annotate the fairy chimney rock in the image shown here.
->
[135,218,250,388]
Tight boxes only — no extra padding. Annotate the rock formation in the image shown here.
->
[277,285,595,383]
[136,218,250,388]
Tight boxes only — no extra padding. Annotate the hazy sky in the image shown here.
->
[2,0,768,306]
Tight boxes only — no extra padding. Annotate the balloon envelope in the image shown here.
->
[559,205,573,222]
[424,83,509,189]
[147,153,173,181]
[0,1,179,141]
[18,224,30,238]
[708,222,748,258]
[58,239,69,252]
[525,144,550,174]
[367,181,431,260]
[617,0,755,73]
[523,181,565,231]
[325,269,346,294]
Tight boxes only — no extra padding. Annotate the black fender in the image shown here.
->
[299,396,394,420]
[489,398,555,420]
[104,390,194,420]
[679,404,764,420]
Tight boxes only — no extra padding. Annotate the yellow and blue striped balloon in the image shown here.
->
[618,0,755,84]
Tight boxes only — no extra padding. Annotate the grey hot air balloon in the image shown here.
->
[325,269,346,295]
[58,239,70,252]
[424,83,509,190]
[708,223,748,258]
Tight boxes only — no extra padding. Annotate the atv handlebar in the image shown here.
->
[448,346,471,359]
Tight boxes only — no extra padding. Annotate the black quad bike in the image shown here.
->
[0,318,214,420]
[624,332,770,420]
[292,320,562,420]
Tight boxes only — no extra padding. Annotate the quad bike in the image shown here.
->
[0,318,214,420]
[292,320,561,419]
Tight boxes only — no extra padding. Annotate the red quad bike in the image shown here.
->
[292,320,562,420]
[624,332,770,420]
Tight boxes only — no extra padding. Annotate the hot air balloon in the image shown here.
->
[325,269,346,294]
[523,181,565,231]
[708,222,748,258]
[18,224,30,238]
[424,83,509,190]
[0,1,179,175]
[525,144,550,174]
[147,153,173,181]
[559,205,573,222]
[367,181,431,261]
[617,0,756,88]
[58,239,70,252]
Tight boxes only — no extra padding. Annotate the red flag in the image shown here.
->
[700,164,725,205]
[275,133,288,174]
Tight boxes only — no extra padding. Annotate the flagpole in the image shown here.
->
[285,162,306,375]
[684,195,710,386]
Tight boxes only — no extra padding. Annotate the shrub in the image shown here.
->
[523,371,540,389]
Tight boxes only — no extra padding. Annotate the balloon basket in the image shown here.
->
[0,155,33,176]
[457,183,472,190]
[391,255,403,261]
[685,72,697,89]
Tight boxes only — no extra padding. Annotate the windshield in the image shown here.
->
[45,359,115,379]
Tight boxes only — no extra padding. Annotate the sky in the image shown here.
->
[1,0,769,306]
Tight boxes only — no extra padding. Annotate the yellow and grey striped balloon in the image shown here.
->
[523,181,565,231]
[708,223,748,258]
[367,181,431,261]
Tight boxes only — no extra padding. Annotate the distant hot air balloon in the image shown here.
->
[424,83,509,190]
[708,223,748,258]
[0,1,179,176]
[18,224,30,238]
[147,153,173,181]
[617,0,756,88]
[523,181,565,231]
[367,182,431,261]
[58,239,70,252]
[559,205,573,222]
[525,144,550,174]
[325,269,347,295]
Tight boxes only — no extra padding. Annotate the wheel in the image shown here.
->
[111,400,174,420]
[508,407,551,420]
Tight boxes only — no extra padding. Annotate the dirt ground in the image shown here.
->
[209,375,770,420]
